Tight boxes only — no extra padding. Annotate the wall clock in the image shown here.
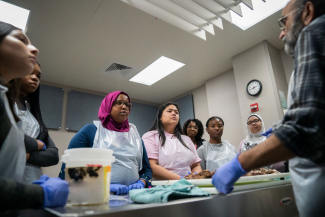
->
[247,79,262,96]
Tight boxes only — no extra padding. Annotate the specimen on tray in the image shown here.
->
[184,170,215,179]
[183,168,280,179]
[244,168,280,176]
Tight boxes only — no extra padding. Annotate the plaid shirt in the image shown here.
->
[273,14,325,164]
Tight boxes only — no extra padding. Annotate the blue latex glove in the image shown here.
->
[128,180,145,191]
[32,174,49,185]
[110,184,129,195]
[261,127,273,138]
[39,140,46,150]
[212,155,247,194]
[181,172,197,179]
[33,175,69,207]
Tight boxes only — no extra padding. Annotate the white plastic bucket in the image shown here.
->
[61,148,115,205]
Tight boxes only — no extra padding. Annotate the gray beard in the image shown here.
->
[283,17,305,57]
[284,42,295,56]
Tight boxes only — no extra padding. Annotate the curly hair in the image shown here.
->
[183,119,204,144]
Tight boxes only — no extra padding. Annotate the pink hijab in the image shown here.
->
[98,91,131,132]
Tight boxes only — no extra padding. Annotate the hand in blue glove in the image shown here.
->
[33,175,69,208]
[128,180,145,191]
[180,172,197,179]
[110,184,128,195]
[39,140,46,150]
[212,154,247,194]
[261,127,273,138]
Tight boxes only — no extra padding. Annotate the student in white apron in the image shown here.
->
[142,102,202,180]
[238,114,285,172]
[0,21,68,212]
[14,62,59,184]
[197,116,237,171]
[59,91,152,195]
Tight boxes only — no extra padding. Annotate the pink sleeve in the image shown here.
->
[238,139,245,154]
[183,136,201,165]
[142,131,159,160]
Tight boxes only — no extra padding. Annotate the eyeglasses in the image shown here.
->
[278,7,303,31]
[247,119,261,125]
[113,100,132,109]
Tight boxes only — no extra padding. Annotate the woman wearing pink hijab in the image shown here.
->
[59,91,152,195]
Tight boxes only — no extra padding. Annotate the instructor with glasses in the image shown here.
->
[211,0,325,216]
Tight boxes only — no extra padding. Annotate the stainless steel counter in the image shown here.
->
[21,183,299,217]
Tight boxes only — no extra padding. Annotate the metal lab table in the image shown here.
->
[21,183,299,217]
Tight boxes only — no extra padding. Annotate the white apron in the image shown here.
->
[0,85,26,182]
[205,141,237,171]
[157,135,197,177]
[14,102,40,138]
[287,73,325,217]
[14,102,42,184]
[92,121,143,186]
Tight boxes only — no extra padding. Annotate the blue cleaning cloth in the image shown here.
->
[129,179,210,204]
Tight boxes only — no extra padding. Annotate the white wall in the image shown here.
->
[280,49,294,84]
[232,42,284,133]
[266,42,288,116]
[192,85,210,141]
[190,42,289,148]
[267,43,288,97]
[205,69,245,148]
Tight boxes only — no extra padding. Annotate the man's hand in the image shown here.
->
[238,134,296,171]
[211,155,247,194]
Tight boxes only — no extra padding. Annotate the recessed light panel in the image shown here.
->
[130,56,185,86]
[0,1,30,32]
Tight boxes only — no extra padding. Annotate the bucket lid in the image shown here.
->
[61,148,115,167]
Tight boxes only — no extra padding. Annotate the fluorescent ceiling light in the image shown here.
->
[230,0,289,30]
[0,1,30,32]
[130,56,185,86]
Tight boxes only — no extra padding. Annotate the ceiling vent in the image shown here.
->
[102,62,134,79]
[105,63,132,72]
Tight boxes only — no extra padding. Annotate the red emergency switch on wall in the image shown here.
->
[250,103,259,112]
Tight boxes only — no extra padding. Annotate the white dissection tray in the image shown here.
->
[152,173,290,187]
[203,180,292,195]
